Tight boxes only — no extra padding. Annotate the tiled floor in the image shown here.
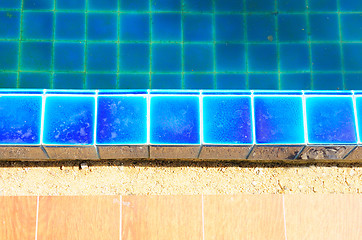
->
[0,194,361,240]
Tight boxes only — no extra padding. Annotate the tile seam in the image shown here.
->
[16,0,24,88]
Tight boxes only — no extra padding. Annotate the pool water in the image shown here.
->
[0,0,361,90]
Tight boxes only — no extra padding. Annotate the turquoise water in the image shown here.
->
[0,0,361,90]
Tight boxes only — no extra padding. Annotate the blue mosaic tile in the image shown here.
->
[248,44,277,71]
[278,14,307,42]
[20,42,52,71]
[56,13,85,40]
[310,14,339,41]
[184,14,212,42]
[151,74,182,89]
[0,73,17,88]
[0,11,20,39]
[54,43,84,72]
[120,0,149,11]
[184,0,212,11]
[247,14,275,42]
[86,74,117,89]
[87,43,117,72]
[184,44,213,72]
[308,0,337,11]
[280,73,311,90]
[0,95,42,145]
[203,96,252,144]
[57,0,85,10]
[97,95,147,144]
[313,73,343,90]
[87,13,117,41]
[151,0,181,11]
[119,44,149,72]
[254,95,305,144]
[0,42,18,71]
[23,0,53,10]
[43,95,96,145]
[152,13,181,41]
[278,0,305,11]
[305,96,357,144]
[22,12,53,40]
[311,44,341,71]
[343,44,362,71]
[248,74,279,90]
[280,44,310,72]
[246,0,274,12]
[215,15,244,41]
[120,14,149,41]
[152,44,181,72]
[216,44,245,72]
[215,0,243,11]
[88,0,117,11]
[216,74,246,89]
[341,14,362,41]
[19,73,51,88]
[54,73,84,89]
[345,74,362,90]
[118,74,149,89]
[0,0,21,8]
[184,74,214,89]
[340,1,362,11]
[150,95,200,144]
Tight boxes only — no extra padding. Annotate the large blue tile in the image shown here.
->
[278,14,307,42]
[23,0,53,10]
[22,12,53,40]
[120,14,149,41]
[152,44,181,72]
[215,15,243,41]
[88,0,117,11]
[184,14,212,42]
[0,11,20,39]
[97,95,147,144]
[216,44,245,72]
[152,13,181,41]
[43,96,96,145]
[203,96,252,144]
[19,73,51,88]
[56,13,85,40]
[54,43,84,72]
[0,42,18,71]
[120,0,149,11]
[0,95,42,145]
[150,96,200,144]
[184,44,213,72]
[120,43,149,72]
[343,44,362,71]
[184,0,212,11]
[280,44,310,72]
[306,96,357,144]
[20,41,52,71]
[87,43,117,72]
[354,97,362,143]
[309,14,339,41]
[87,13,117,41]
[57,0,85,10]
[254,96,305,144]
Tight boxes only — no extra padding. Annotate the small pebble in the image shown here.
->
[80,162,88,170]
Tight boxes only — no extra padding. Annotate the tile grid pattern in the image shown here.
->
[0,1,361,89]
[0,89,361,160]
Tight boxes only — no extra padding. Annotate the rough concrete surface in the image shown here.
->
[0,160,361,195]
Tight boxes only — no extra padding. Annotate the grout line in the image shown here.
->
[242,0,249,89]
[201,194,205,240]
[51,0,57,89]
[282,195,288,240]
[16,0,24,88]
[119,195,122,240]
[352,91,360,144]
[40,90,46,145]
[35,195,39,240]
[116,0,121,89]
[212,0,216,89]
[305,0,314,89]
[83,0,89,89]
[336,0,345,90]
[181,0,185,89]
[148,0,153,88]
[275,1,281,90]
[251,90,256,144]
